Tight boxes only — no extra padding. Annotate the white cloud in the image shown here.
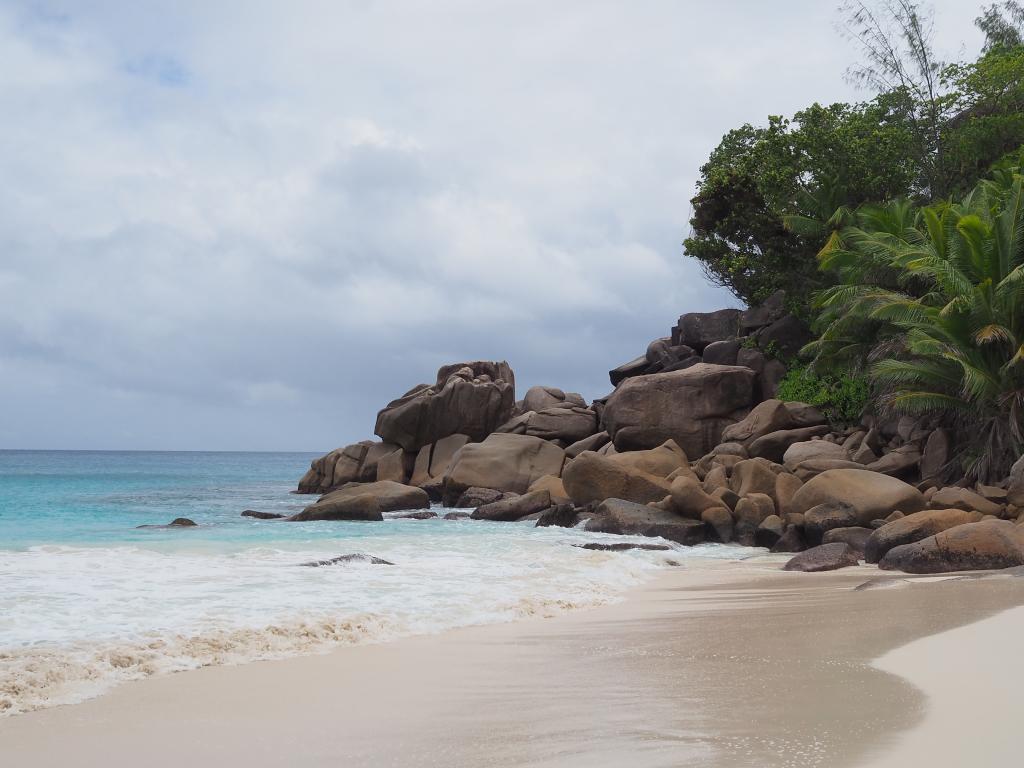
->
[0,0,985,449]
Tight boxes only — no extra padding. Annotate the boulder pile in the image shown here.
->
[293,293,1024,575]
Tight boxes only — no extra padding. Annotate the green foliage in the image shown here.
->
[686,2,1024,313]
[808,162,1024,481]
[684,97,918,307]
[775,365,871,426]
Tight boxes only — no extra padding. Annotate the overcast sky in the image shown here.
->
[0,1,984,451]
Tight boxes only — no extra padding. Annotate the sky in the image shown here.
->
[0,0,985,451]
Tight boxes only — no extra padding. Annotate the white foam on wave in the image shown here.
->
[0,523,751,716]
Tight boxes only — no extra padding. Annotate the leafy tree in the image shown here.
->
[976,1,1024,50]
[807,159,1024,481]
[685,97,917,308]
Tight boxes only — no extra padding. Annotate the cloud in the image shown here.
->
[0,0,984,450]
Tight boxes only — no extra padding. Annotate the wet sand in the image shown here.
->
[1,559,1021,767]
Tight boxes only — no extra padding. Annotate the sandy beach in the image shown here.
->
[1,558,1022,767]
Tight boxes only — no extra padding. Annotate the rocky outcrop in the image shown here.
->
[443,433,565,500]
[297,440,402,494]
[562,450,672,507]
[865,508,985,564]
[879,519,1024,573]
[602,364,756,456]
[375,361,515,451]
[584,499,705,545]
[783,542,860,572]
[523,407,598,443]
[790,469,926,526]
[471,490,552,522]
[291,481,429,522]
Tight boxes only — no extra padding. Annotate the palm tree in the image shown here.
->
[808,164,1024,481]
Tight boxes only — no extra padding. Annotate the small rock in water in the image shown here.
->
[391,511,438,520]
[574,542,672,552]
[443,512,471,520]
[298,553,394,567]
[169,518,197,527]
[241,510,285,520]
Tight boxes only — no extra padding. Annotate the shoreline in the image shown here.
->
[2,559,1022,767]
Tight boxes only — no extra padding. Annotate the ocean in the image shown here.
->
[0,449,747,716]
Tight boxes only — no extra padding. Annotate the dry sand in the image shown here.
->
[1,559,1022,767]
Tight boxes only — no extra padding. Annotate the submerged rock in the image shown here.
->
[241,510,285,520]
[298,553,394,567]
[574,542,672,552]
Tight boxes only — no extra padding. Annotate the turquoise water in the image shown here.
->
[0,450,318,549]
[0,450,745,717]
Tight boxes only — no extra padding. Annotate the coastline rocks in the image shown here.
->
[374,361,516,451]
[584,499,705,545]
[783,542,860,572]
[749,426,830,463]
[565,431,610,458]
[523,406,598,443]
[928,487,1003,517]
[720,399,794,446]
[575,542,672,552]
[291,481,429,522]
[527,474,571,505]
[670,476,730,519]
[865,509,985,564]
[702,506,734,543]
[733,493,777,546]
[410,434,470,490]
[299,553,394,567]
[241,510,284,520]
[1006,454,1024,506]
[472,489,552,522]
[879,519,1024,573]
[443,433,565,500]
[563,450,676,507]
[822,526,873,557]
[535,504,579,528]
[522,386,584,413]
[454,486,511,509]
[673,309,741,350]
[602,364,756,457]
[803,502,860,546]
[790,469,926,526]
[783,440,847,469]
[297,440,401,494]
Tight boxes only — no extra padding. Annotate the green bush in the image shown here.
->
[775,365,870,426]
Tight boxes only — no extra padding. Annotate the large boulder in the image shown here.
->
[562,451,671,507]
[527,474,571,505]
[565,431,611,458]
[410,433,470,489]
[585,499,705,545]
[607,439,689,478]
[919,428,952,482]
[790,469,926,525]
[375,361,515,451]
[670,476,730,519]
[783,543,860,572]
[720,399,794,446]
[471,490,552,522]
[865,508,984,564]
[602,364,756,457]
[673,309,741,350]
[783,440,848,469]
[524,407,598,443]
[1007,454,1024,506]
[803,501,861,546]
[297,440,402,493]
[749,426,831,463]
[291,480,429,522]
[879,519,1024,573]
[444,433,565,499]
[522,386,585,413]
[928,487,1002,517]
